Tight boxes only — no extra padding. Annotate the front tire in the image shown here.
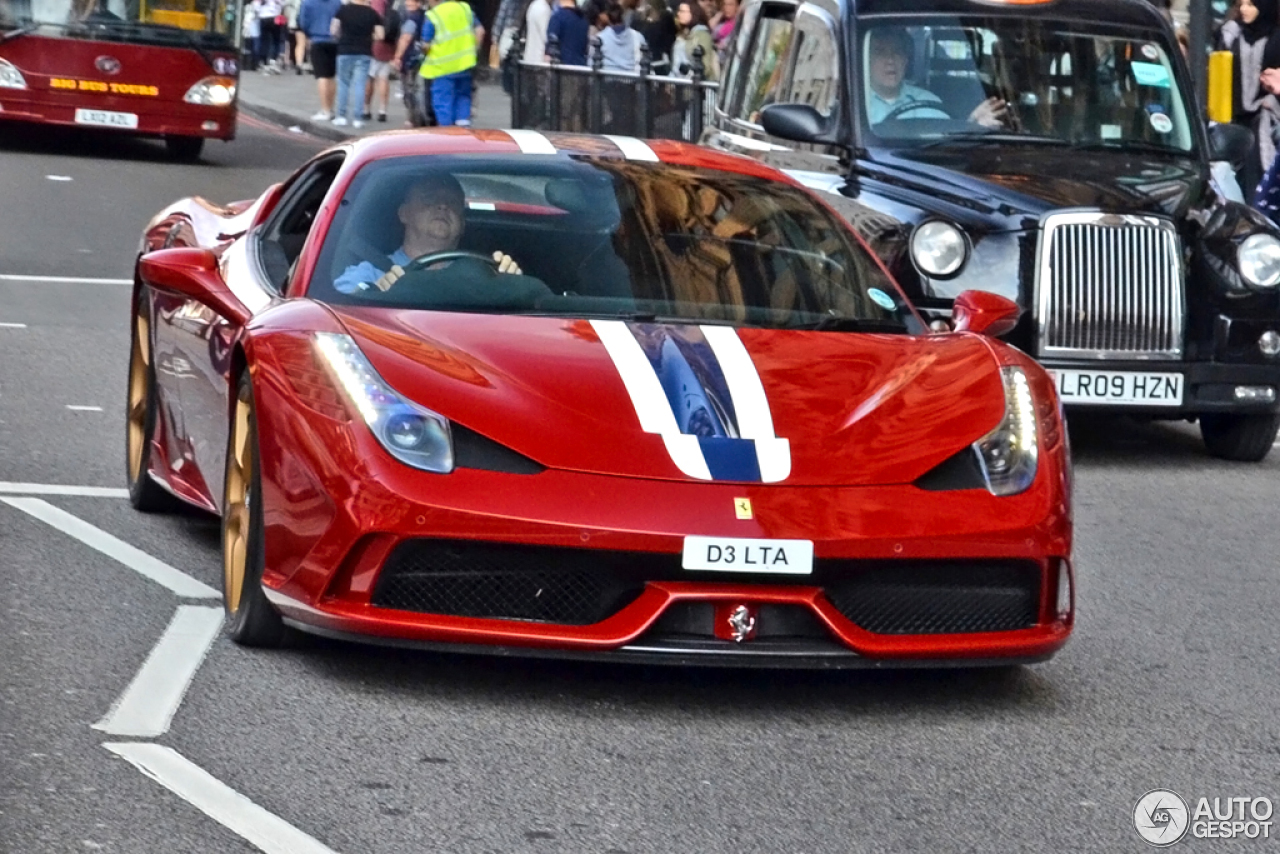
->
[126,291,184,513]
[165,135,205,162]
[1200,413,1280,462]
[222,371,287,647]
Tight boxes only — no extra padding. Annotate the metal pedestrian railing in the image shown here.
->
[507,33,719,142]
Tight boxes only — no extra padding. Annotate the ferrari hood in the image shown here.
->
[331,308,1007,487]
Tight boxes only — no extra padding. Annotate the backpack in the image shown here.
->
[382,4,401,44]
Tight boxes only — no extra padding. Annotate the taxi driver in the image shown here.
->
[867,26,1008,128]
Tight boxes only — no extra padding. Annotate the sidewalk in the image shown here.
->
[236,65,512,142]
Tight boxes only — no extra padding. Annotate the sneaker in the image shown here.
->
[377,112,387,123]
[310,110,333,121]
[332,116,349,127]
[359,112,373,121]
[353,119,365,128]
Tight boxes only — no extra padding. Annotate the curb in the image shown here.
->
[238,99,355,144]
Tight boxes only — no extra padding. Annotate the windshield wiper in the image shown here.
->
[1069,139,1189,156]
[0,21,50,43]
[789,316,905,333]
[918,131,1069,149]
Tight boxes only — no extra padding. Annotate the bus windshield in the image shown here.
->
[1,0,234,40]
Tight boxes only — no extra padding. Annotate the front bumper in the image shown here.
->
[1046,358,1280,417]
[0,89,237,140]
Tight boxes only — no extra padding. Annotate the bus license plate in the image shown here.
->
[682,536,813,575]
[74,108,138,129]
[1051,369,1183,406]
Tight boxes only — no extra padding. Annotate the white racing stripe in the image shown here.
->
[505,129,558,155]
[0,497,219,598]
[94,606,224,737]
[0,274,132,285]
[590,319,712,480]
[700,325,791,482]
[103,743,341,854]
[603,135,660,161]
[0,481,129,498]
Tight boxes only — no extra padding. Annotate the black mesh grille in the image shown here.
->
[823,561,1041,635]
[372,540,681,625]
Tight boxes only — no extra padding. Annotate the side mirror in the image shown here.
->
[951,290,1020,337]
[1208,122,1253,167]
[139,247,250,325]
[760,103,830,144]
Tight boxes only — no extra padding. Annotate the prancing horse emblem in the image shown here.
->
[727,605,755,643]
[95,55,121,75]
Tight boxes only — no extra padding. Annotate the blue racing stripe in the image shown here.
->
[699,436,763,482]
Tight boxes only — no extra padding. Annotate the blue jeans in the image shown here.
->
[336,54,372,119]
[429,71,472,126]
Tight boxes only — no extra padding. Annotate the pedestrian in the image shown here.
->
[298,0,342,120]
[363,0,399,122]
[283,0,304,73]
[1217,0,1280,198]
[637,0,675,74]
[242,2,261,72]
[597,0,643,71]
[671,0,717,79]
[490,0,523,90]
[546,0,588,65]
[331,0,385,127]
[711,0,736,60]
[257,0,285,72]
[419,0,484,126]
[395,0,433,125]
[522,0,553,63]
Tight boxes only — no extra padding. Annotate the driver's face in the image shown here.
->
[400,188,464,245]
[868,35,908,97]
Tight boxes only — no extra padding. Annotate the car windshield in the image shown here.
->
[860,17,1196,156]
[314,155,915,331]
[2,0,233,40]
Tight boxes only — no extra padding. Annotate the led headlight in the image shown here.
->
[314,332,454,473]
[0,58,28,89]
[910,220,968,278]
[1238,233,1280,289]
[183,76,236,106]
[973,366,1038,496]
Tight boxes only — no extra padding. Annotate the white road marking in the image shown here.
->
[66,405,104,412]
[0,274,132,285]
[0,322,27,328]
[0,481,129,498]
[0,497,219,598]
[94,606,224,737]
[47,175,73,182]
[103,743,341,854]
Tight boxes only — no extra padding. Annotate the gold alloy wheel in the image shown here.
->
[223,389,253,614]
[126,310,150,484]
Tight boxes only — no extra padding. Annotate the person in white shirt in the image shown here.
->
[522,0,553,63]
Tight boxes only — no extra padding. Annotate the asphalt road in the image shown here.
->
[1,117,1279,854]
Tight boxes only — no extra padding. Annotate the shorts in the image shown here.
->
[367,59,392,80]
[311,42,337,78]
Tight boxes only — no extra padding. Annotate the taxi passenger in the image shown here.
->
[866,26,1008,128]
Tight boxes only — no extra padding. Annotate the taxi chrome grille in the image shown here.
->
[1036,212,1184,359]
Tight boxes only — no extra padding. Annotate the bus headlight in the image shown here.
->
[0,59,28,89]
[183,76,236,107]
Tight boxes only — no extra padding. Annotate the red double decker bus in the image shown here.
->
[0,0,239,160]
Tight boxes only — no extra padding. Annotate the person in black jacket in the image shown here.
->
[1218,0,1280,196]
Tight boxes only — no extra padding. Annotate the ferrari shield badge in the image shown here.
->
[734,497,752,519]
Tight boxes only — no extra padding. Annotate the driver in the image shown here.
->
[334,173,521,294]
[866,27,1008,128]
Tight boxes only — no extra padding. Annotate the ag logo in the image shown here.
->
[95,55,122,75]
[1134,789,1190,846]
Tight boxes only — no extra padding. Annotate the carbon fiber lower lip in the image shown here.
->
[282,620,1056,669]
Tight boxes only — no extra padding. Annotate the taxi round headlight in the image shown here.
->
[910,221,968,278]
[1238,233,1280,289]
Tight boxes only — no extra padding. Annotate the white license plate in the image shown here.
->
[1051,369,1183,406]
[681,536,813,575]
[74,108,138,129]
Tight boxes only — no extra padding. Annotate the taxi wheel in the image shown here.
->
[126,292,183,513]
[165,136,205,162]
[1200,413,1280,462]
[222,371,287,647]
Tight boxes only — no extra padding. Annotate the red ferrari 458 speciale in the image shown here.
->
[127,128,1073,667]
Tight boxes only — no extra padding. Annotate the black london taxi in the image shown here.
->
[702,0,1280,461]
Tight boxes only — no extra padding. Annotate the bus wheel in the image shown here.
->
[165,136,205,162]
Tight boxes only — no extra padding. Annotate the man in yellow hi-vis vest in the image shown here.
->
[419,0,485,126]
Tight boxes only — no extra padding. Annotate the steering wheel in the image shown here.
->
[878,99,949,124]
[404,250,501,273]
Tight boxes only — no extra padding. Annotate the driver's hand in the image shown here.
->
[968,97,1009,129]
[372,264,406,291]
[493,251,522,275]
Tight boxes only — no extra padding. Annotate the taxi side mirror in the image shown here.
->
[951,290,1020,337]
[760,103,836,144]
[139,247,251,326]
[1208,122,1253,167]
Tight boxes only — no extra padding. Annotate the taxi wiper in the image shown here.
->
[1069,139,1188,156]
[919,131,1068,149]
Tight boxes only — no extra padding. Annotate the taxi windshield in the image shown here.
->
[314,155,914,332]
[860,18,1196,156]
[2,0,233,39]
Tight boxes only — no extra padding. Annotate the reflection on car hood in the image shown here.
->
[881,145,1208,220]
[331,307,1006,486]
